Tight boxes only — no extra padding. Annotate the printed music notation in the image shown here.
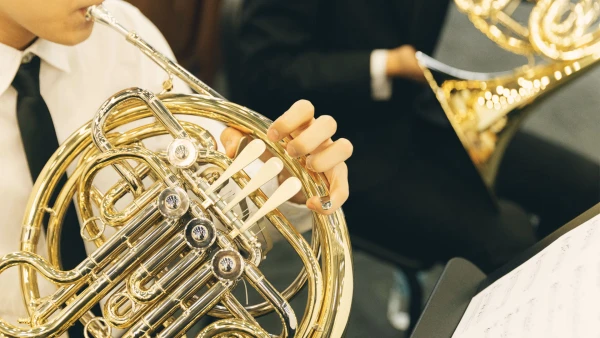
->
[452,214,600,338]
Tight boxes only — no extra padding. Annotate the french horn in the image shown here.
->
[417,0,600,192]
[0,4,352,338]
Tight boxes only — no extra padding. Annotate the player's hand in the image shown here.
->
[221,100,353,214]
[386,45,427,83]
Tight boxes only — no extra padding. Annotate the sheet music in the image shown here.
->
[453,214,600,338]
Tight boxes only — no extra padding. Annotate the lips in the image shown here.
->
[78,1,103,15]
[81,0,104,10]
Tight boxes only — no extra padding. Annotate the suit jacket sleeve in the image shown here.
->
[239,0,373,106]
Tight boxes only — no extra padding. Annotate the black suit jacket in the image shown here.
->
[238,0,450,116]
[238,0,451,188]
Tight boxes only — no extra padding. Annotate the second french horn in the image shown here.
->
[417,0,600,191]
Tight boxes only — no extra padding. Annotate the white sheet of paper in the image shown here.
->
[452,213,600,338]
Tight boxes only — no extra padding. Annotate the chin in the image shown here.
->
[55,23,94,46]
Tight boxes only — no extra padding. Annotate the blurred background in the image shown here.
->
[125,1,599,337]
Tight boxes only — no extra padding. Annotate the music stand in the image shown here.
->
[411,203,600,338]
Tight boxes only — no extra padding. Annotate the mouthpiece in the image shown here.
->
[86,5,129,37]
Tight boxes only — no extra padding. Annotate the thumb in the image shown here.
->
[220,127,246,158]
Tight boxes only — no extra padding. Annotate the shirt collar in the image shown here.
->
[0,39,72,96]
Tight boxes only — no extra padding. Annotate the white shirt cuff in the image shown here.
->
[278,201,313,234]
[254,200,312,249]
[370,49,392,101]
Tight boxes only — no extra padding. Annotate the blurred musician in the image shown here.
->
[238,0,600,272]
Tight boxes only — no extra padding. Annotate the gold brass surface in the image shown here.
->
[0,5,353,338]
[418,0,600,191]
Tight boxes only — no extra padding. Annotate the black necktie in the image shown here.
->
[12,55,93,338]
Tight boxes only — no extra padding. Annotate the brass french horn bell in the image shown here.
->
[0,5,353,338]
[417,0,600,191]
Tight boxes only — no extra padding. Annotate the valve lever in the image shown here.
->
[230,177,302,239]
[206,139,266,195]
[222,157,284,213]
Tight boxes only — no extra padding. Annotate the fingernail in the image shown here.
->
[287,145,298,158]
[320,196,332,210]
[305,156,314,171]
[267,128,280,141]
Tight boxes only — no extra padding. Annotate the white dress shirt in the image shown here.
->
[370,49,392,101]
[0,0,310,332]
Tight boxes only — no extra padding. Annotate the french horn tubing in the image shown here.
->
[0,4,353,338]
[417,0,600,193]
